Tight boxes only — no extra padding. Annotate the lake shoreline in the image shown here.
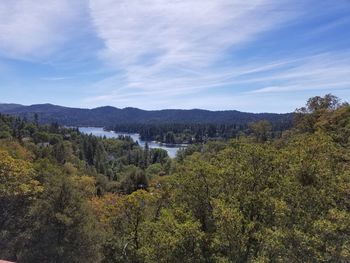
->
[78,127,186,158]
[104,128,189,147]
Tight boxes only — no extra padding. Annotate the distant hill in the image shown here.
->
[0,103,293,127]
[0,103,24,112]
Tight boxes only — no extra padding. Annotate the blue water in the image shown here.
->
[78,127,186,158]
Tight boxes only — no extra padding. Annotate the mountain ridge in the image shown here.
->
[0,103,293,127]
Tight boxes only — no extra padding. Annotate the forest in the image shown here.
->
[110,120,292,144]
[0,94,349,263]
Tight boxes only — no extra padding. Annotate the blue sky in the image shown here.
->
[0,0,349,112]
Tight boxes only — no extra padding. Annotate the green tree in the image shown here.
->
[120,166,148,194]
[103,190,154,263]
[145,163,164,180]
[19,172,101,263]
[34,113,39,126]
[249,120,272,143]
[142,142,149,168]
[165,131,176,144]
[0,150,42,260]
[294,94,348,133]
[140,209,204,263]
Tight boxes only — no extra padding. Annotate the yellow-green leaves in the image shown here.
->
[0,150,42,198]
[140,209,204,263]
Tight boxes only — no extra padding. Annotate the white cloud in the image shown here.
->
[247,53,350,94]
[40,76,74,81]
[1,0,349,112]
[90,0,285,64]
[83,50,350,110]
[86,0,350,110]
[88,0,301,96]
[0,0,87,60]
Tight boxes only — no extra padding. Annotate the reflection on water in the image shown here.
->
[78,127,186,158]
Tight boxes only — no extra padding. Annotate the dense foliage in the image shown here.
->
[0,95,349,262]
[110,120,291,144]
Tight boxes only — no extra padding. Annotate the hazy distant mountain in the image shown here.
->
[0,103,24,112]
[0,103,293,127]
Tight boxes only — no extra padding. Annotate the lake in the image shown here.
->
[78,127,186,158]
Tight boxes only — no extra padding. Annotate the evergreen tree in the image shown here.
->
[19,173,101,263]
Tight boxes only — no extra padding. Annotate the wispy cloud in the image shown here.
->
[87,0,302,98]
[0,0,88,60]
[247,53,350,94]
[1,0,349,112]
[40,76,74,81]
[90,0,296,65]
[86,0,350,109]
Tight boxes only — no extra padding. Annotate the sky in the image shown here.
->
[0,0,350,113]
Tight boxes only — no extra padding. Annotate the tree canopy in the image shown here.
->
[0,94,349,262]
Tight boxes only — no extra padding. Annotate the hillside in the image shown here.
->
[1,95,349,262]
[0,103,292,127]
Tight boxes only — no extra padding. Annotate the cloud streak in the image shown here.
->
[83,0,350,111]
[1,0,349,112]
[247,53,350,94]
[0,0,88,60]
[88,0,301,95]
[84,50,350,108]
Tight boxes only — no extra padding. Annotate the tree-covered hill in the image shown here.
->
[0,103,292,127]
[0,94,349,263]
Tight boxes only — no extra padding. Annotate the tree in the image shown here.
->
[52,141,67,164]
[165,131,176,144]
[294,94,348,133]
[249,120,272,143]
[170,153,218,261]
[19,173,101,263]
[0,150,43,260]
[102,190,155,263]
[142,142,149,169]
[0,123,12,139]
[145,163,164,180]
[140,209,204,263]
[302,94,343,113]
[34,113,39,126]
[120,166,148,194]
[150,148,168,165]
